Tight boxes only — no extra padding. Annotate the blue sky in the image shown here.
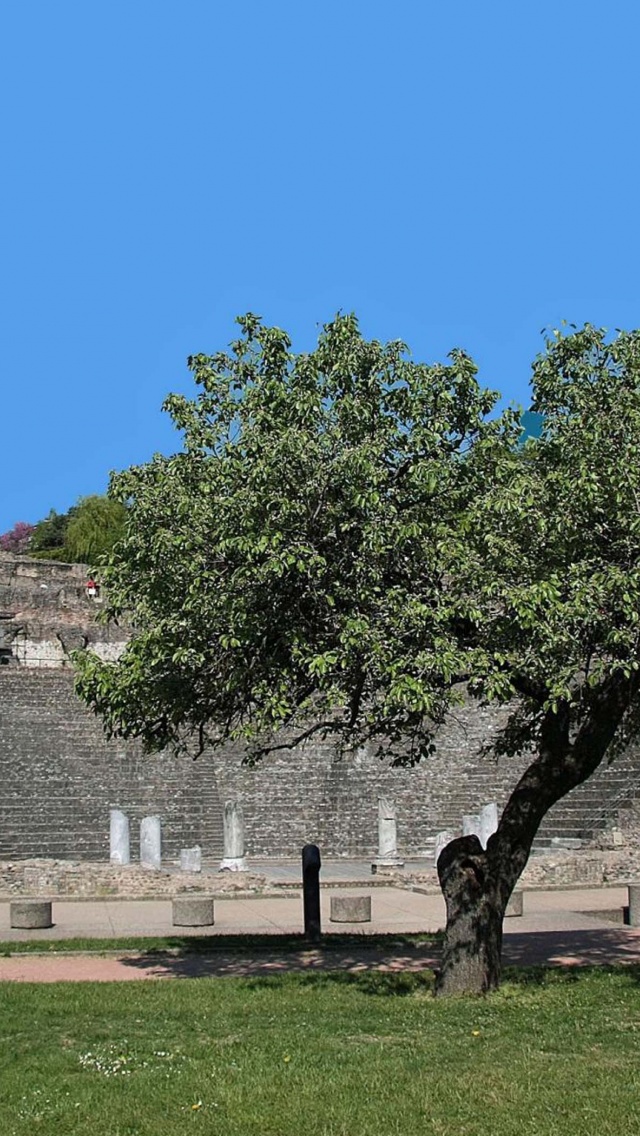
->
[2,1,639,532]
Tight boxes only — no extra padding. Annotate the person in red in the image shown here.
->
[86,577,97,598]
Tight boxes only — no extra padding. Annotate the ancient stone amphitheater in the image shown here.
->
[2,551,640,865]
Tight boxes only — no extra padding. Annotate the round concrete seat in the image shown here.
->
[10,899,53,929]
[329,894,372,923]
[172,895,214,927]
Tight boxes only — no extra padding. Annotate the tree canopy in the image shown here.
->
[74,313,516,757]
[64,495,127,564]
[74,315,640,994]
[0,521,34,554]
[4,496,127,564]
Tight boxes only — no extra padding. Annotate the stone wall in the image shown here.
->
[0,668,527,861]
[0,552,126,667]
[0,670,224,861]
[2,552,640,862]
[2,665,640,862]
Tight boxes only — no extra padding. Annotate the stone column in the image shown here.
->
[140,816,162,870]
[373,797,404,868]
[109,809,130,865]
[219,801,248,871]
[434,829,456,868]
[462,813,482,840]
[479,802,499,850]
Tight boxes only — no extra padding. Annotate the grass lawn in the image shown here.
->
[1,967,640,1136]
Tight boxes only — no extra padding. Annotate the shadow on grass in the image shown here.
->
[0,931,439,958]
[115,939,442,982]
[245,963,640,998]
[242,969,436,996]
[111,926,640,992]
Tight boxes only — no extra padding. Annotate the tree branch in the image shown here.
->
[250,719,338,758]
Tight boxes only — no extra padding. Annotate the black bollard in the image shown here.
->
[302,843,322,943]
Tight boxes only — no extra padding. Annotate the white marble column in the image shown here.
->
[109,810,130,865]
[434,829,456,868]
[140,816,162,869]
[373,797,404,867]
[219,802,248,871]
[479,802,499,849]
[462,813,482,840]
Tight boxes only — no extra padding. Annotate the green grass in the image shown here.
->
[2,968,640,1135]
[0,931,439,955]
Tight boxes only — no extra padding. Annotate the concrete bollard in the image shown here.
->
[110,809,130,865]
[140,816,162,869]
[628,885,640,928]
[505,890,524,918]
[172,896,214,927]
[10,900,53,929]
[330,895,372,923]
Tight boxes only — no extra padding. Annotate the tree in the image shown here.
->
[65,495,127,564]
[29,508,74,559]
[0,521,35,554]
[74,313,509,754]
[433,323,640,993]
[28,497,126,563]
[73,315,640,995]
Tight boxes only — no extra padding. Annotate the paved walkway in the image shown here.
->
[2,884,640,981]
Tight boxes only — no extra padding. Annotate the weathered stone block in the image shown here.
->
[505,890,524,917]
[628,884,640,928]
[329,894,372,923]
[10,899,53,928]
[180,846,202,872]
[172,896,215,927]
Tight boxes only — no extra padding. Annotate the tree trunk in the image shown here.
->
[432,674,637,997]
[435,835,507,996]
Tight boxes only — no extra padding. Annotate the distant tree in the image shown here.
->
[29,509,73,559]
[65,495,127,564]
[0,521,35,554]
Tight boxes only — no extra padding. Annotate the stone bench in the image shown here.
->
[172,895,214,927]
[10,899,53,929]
[329,894,372,923]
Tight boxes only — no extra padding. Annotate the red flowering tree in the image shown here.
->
[0,522,34,554]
